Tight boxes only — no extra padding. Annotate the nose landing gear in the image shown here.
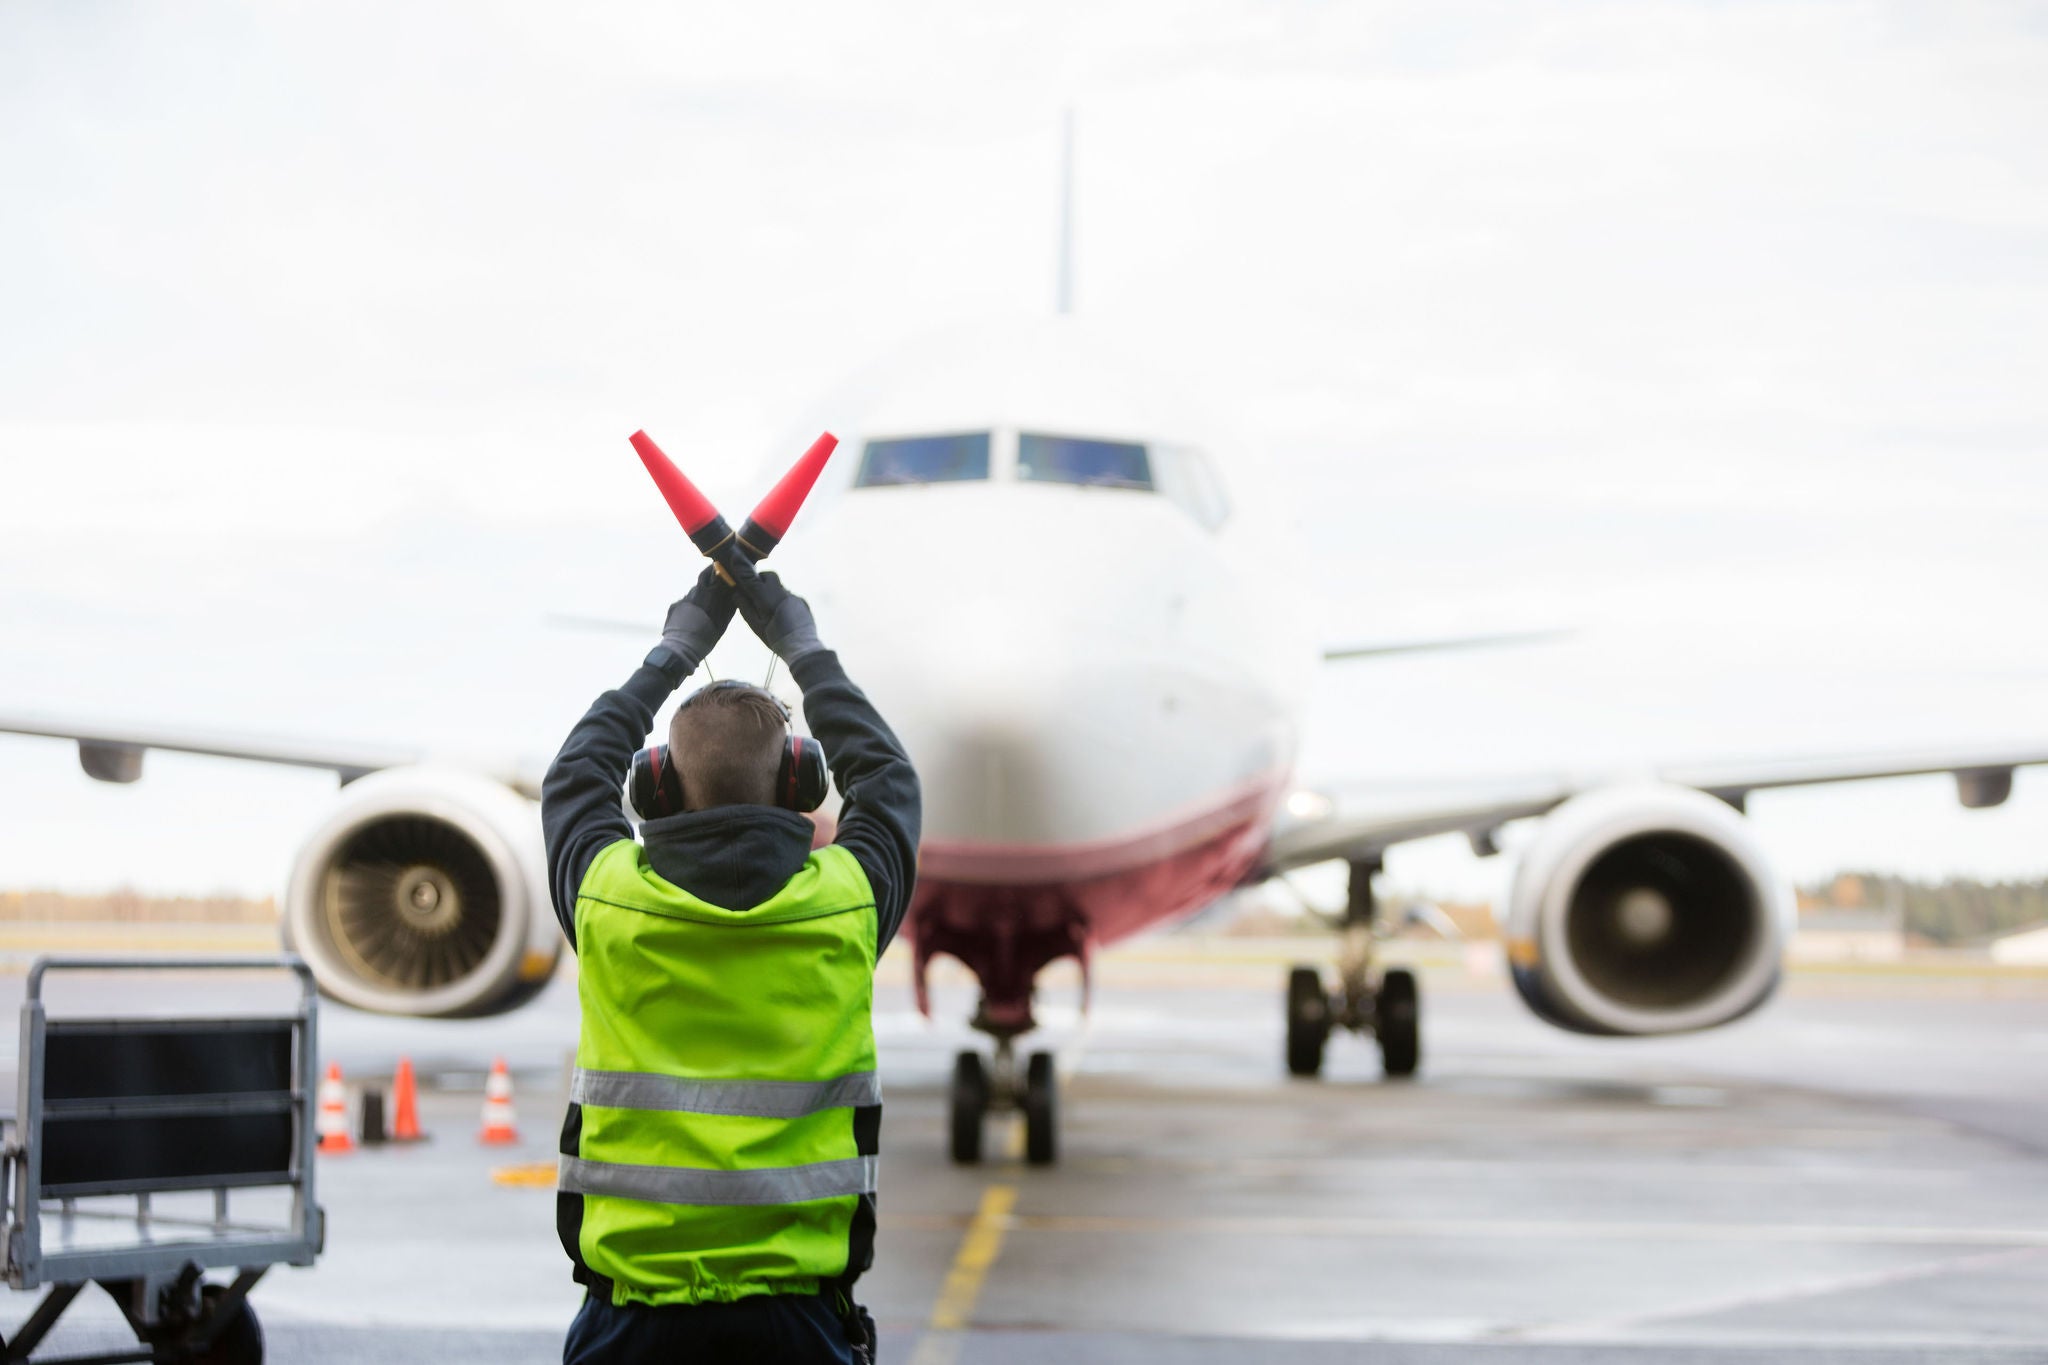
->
[1284,856,1423,1080]
[949,1033,1059,1166]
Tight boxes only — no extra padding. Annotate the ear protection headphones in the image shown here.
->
[628,680,829,820]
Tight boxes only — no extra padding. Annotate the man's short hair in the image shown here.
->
[668,683,788,811]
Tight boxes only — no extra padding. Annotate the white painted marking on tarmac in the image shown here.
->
[1513,1244,2048,1343]
[1000,1213,2048,1247]
[1648,1085,1728,1107]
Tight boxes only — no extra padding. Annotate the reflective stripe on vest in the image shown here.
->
[560,1154,879,1207]
[571,1067,882,1119]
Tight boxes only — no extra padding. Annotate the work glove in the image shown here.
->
[657,564,737,676]
[729,560,824,663]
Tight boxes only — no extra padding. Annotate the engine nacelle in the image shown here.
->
[284,767,561,1017]
[1504,783,1792,1036]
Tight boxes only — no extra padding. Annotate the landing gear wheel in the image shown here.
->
[949,1050,988,1164]
[1286,966,1329,1077]
[1023,1051,1058,1166]
[1377,968,1420,1078]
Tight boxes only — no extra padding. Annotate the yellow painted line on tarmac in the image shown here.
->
[491,1162,558,1188]
[929,1185,1017,1328]
[909,1183,1017,1365]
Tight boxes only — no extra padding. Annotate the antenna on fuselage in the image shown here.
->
[1056,105,1075,316]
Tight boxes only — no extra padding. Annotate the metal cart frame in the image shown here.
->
[2,957,325,1363]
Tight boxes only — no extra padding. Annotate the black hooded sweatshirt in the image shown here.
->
[540,648,920,948]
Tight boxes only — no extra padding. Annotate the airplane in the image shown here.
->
[7,312,2048,1172]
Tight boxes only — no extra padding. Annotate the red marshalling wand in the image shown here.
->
[738,432,839,559]
[628,430,839,578]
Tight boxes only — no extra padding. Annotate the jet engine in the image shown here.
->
[1503,783,1793,1036]
[284,767,561,1017]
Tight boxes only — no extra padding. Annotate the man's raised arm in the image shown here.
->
[540,567,734,948]
[733,567,922,951]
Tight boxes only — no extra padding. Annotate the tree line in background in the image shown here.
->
[1800,872,2048,946]
[3,875,2045,946]
[0,889,276,923]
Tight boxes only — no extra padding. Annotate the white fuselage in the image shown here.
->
[785,474,1308,884]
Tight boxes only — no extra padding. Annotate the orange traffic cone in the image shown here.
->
[317,1062,353,1154]
[479,1058,518,1145]
[391,1056,425,1143]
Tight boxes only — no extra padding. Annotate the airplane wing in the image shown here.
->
[1321,629,1570,662]
[1268,742,2048,872]
[1658,745,2048,811]
[1267,775,1571,870]
[0,713,545,799]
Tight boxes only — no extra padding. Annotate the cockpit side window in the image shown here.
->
[1017,433,1153,491]
[855,432,992,486]
[1153,445,1232,531]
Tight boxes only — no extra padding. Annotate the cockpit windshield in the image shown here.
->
[1017,433,1153,490]
[849,428,1229,529]
[854,432,991,486]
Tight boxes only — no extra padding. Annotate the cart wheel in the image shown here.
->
[188,1284,264,1365]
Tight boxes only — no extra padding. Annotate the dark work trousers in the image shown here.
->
[563,1291,857,1364]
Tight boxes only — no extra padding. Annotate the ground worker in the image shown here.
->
[541,558,920,1364]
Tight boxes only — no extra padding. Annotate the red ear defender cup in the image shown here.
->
[778,734,830,814]
[627,745,686,822]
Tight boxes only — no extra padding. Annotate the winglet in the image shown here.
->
[738,432,838,557]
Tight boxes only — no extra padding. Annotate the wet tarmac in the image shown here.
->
[3,942,2046,1361]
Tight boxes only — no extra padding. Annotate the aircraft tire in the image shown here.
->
[1023,1050,1058,1166]
[1285,966,1329,1077]
[1377,968,1420,1078]
[949,1050,988,1164]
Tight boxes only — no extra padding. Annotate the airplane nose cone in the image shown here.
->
[786,484,1297,876]
[880,636,1107,851]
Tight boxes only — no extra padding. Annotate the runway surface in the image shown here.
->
[3,941,2046,1362]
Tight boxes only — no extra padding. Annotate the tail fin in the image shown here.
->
[1057,106,1075,316]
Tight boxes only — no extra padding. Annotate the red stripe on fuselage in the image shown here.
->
[913,769,1285,886]
[902,774,1285,1034]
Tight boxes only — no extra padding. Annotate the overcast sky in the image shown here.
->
[2,0,2046,904]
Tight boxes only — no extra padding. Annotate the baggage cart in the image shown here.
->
[2,957,324,1363]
